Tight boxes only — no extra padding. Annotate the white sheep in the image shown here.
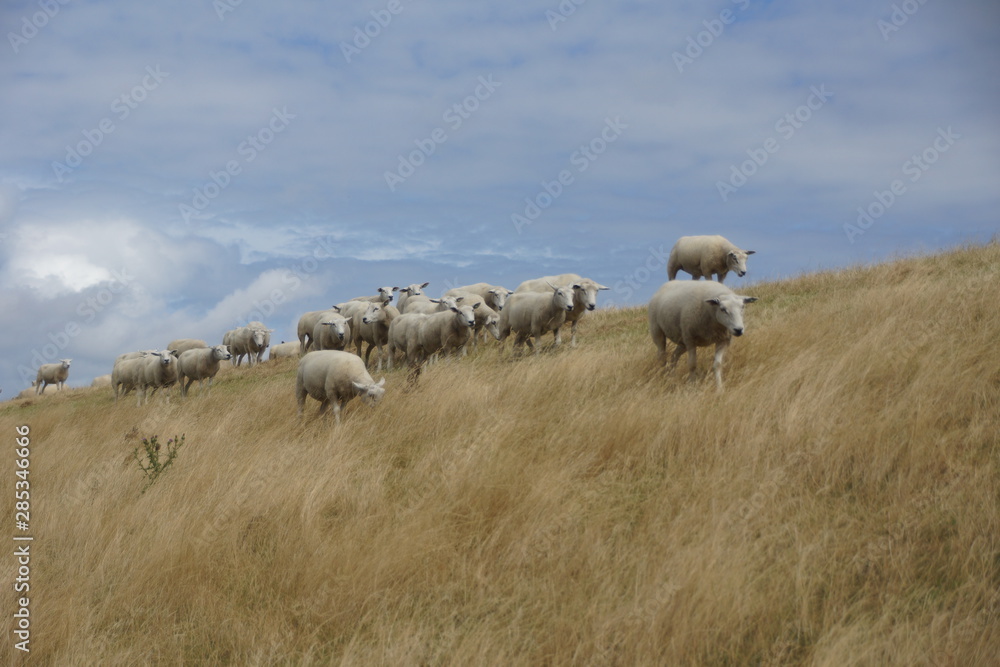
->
[177,345,232,396]
[395,282,430,313]
[666,235,755,283]
[139,350,178,405]
[514,274,609,347]
[401,296,449,315]
[268,341,301,361]
[386,312,430,370]
[312,311,352,351]
[225,323,273,366]
[498,282,576,354]
[440,291,500,349]
[444,282,513,312]
[648,280,758,389]
[357,302,400,371]
[297,307,340,353]
[35,359,71,394]
[417,301,479,363]
[165,339,208,355]
[295,350,386,424]
[91,374,112,388]
[349,286,398,304]
[111,357,146,403]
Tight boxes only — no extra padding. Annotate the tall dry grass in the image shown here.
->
[2,243,998,665]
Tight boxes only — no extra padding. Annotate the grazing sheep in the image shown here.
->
[498,282,576,354]
[386,312,431,370]
[417,302,479,362]
[357,302,400,371]
[298,307,341,353]
[177,345,232,397]
[444,282,513,312]
[139,350,179,405]
[648,280,757,389]
[666,235,755,283]
[225,323,273,367]
[394,282,430,313]
[268,341,300,361]
[312,311,352,351]
[166,339,209,355]
[349,286,398,304]
[91,374,112,388]
[35,359,72,394]
[111,357,146,403]
[295,350,386,424]
[515,274,610,347]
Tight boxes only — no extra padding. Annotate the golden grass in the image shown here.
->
[2,243,999,665]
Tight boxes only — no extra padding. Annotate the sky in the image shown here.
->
[1,0,998,394]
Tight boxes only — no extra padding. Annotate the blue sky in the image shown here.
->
[1,0,998,393]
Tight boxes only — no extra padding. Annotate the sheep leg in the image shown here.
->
[712,342,729,390]
[651,328,667,365]
[686,347,699,382]
[570,320,579,347]
[669,343,685,371]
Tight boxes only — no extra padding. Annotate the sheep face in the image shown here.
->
[484,315,501,340]
[548,283,576,312]
[353,377,386,406]
[152,351,174,367]
[211,345,232,361]
[705,294,758,337]
[488,289,509,311]
[322,318,348,341]
[396,282,429,297]
[376,286,397,303]
[362,302,384,325]
[571,279,611,312]
[61,359,73,369]
[251,329,267,347]
[451,303,478,328]
[726,249,756,278]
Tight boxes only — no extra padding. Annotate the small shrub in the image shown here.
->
[133,434,185,493]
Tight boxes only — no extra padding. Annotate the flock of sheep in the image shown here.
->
[18,235,757,419]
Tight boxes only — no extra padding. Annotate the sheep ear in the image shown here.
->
[267,328,274,332]
[597,283,610,290]
[745,250,756,255]
[420,281,430,288]
[376,378,386,387]
[472,302,481,309]
[352,381,366,392]
[170,350,180,357]
[450,305,461,313]
[742,296,758,304]
[454,296,464,303]
[332,305,341,312]
[391,287,399,292]
[507,290,514,295]
[706,298,722,306]
[545,280,557,290]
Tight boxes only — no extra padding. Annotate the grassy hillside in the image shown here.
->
[2,243,998,665]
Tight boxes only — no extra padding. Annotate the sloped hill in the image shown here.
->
[2,243,998,665]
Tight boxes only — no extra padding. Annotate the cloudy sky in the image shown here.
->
[1,0,998,393]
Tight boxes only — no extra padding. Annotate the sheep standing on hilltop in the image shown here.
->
[177,345,232,397]
[296,350,386,424]
[349,286,397,304]
[648,280,757,389]
[139,350,178,405]
[298,308,339,353]
[667,235,755,283]
[386,312,430,369]
[312,311,352,352]
[499,283,576,354]
[395,282,431,313]
[36,359,71,394]
[417,301,479,363]
[356,302,400,371]
[112,357,146,403]
[440,291,500,349]
[514,274,609,347]
[225,323,273,367]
